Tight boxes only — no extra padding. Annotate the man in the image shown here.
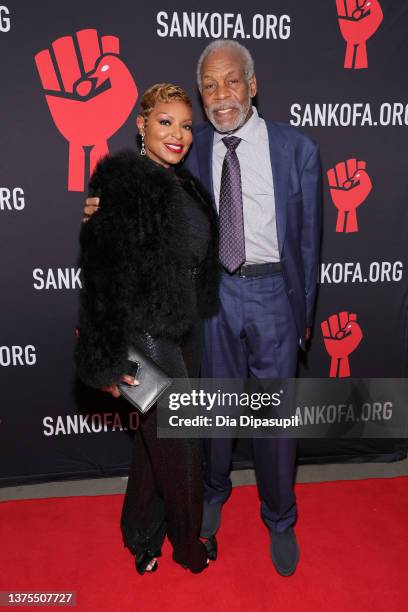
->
[187,40,321,577]
[83,40,321,576]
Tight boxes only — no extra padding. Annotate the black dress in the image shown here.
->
[120,171,212,573]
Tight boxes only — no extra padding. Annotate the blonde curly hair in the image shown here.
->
[139,83,192,120]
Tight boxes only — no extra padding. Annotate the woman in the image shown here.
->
[75,83,220,574]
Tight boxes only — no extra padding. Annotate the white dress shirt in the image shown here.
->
[212,106,279,264]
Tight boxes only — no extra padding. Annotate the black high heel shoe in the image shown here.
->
[203,535,217,561]
[135,549,161,575]
[180,558,210,573]
[174,540,211,573]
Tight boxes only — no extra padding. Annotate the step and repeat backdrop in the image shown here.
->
[1,1,407,485]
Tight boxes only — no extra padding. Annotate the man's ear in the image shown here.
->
[249,74,257,99]
[136,114,145,135]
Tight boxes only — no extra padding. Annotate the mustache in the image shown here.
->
[208,103,241,113]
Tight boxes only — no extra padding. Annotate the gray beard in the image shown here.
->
[207,97,252,133]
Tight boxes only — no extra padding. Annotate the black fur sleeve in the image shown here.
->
[75,151,140,389]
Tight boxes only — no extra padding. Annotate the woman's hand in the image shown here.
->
[102,375,139,398]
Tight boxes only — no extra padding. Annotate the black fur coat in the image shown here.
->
[75,150,220,389]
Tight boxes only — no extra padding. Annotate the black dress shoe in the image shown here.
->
[270,527,299,576]
[200,501,222,539]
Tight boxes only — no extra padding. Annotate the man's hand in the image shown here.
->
[327,159,372,233]
[305,327,311,342]
[102,375,139,398]
[82,196,100,223]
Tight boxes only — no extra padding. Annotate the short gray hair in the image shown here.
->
[196,40,255,91]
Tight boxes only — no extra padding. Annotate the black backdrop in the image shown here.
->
[1,1,407,486]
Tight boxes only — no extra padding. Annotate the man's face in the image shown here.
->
[200,48,257,133]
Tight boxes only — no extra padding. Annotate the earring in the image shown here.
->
[140,133,146,156]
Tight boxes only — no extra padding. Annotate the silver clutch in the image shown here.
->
[118,346,173,414]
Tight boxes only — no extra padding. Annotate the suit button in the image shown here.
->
[288,288,294,295]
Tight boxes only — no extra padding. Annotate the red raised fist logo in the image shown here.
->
[321,312,363,378]
[336,0,383,69]
[327,159,372,233]
[35,29,138,192]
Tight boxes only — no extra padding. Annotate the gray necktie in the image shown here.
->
[219,136,246,273]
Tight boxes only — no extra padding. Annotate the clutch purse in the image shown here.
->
[118,346,173,414]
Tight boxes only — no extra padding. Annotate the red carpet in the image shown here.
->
[1,478,407,612]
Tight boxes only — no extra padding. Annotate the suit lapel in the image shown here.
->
[266,122,290,256]
[196,124,215,201]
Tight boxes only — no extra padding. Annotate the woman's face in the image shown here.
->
[137,100,193,167]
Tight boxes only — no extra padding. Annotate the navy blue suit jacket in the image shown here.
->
[185,119,322,350]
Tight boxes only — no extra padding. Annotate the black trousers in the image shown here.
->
[120,326,208,572]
